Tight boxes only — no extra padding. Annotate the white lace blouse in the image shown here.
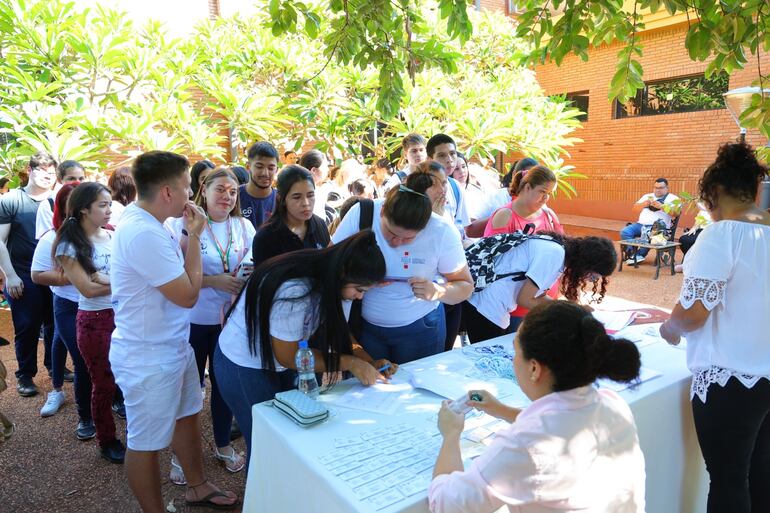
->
[680,220,770,402]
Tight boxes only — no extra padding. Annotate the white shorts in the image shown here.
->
[112,346,203,451]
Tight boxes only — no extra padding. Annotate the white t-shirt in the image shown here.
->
[331,199,467,327]
[445,176,470,230]
[109,203,191,366]
[218,278,321,370]
[475,187,511,220]
[110,201,126,227]
[35,196,54,240]
[56,234,113,311]
[312,182,335,219]
[382,167,408,194]
[681,221,770,392]
[636,193,679,227]
[167,216,255,325]
[468,238,565,329]
[30,230,79,302]
[463,183,487,220]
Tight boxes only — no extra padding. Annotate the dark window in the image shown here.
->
[552,91,589,121]
[614,72,729,118]
[566,91,589,121]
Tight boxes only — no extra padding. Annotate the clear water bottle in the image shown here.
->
[295,340,319,398]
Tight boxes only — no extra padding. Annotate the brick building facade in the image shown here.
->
[483,1,769,224]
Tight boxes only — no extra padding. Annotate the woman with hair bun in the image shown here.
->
[660,141,770,513]
[430,300,646,513]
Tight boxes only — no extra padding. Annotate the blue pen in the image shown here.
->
[377,364,391,373]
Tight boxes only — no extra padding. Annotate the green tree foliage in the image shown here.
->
[0,0,583,193]
[513,0,770,139]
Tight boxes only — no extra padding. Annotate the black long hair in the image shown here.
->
[227,230,385,372]
[52,182,111,275]
[538,232,616,303]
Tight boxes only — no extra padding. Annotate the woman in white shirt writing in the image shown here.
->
[430,300,646,513]
[215,231,396,465]
[660,141,770,513]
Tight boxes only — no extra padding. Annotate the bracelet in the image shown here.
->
[181,229,200,240]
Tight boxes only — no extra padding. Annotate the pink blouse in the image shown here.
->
[428,386,646,513]
[483,202,564,237]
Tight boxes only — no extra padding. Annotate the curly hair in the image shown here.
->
[539,232,617,303]
[699,141,768,211]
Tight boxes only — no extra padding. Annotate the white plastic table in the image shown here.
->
[243,331,707,513]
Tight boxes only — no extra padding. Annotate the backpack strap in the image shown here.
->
[396,171,407,183]
[358,198,374,231]
[448,177,461,208]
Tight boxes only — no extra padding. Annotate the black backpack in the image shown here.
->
[465,226,562,292]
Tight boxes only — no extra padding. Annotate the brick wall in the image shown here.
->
[485,1,770,223]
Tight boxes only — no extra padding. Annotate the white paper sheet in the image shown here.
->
[592,310,637,333]
[328,375,416,415]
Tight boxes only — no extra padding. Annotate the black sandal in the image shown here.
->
[185,481,239,511]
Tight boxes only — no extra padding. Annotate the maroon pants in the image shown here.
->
[76,309,116,447]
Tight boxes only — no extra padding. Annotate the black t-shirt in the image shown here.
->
[251,215,331,268]
[0,188,44,277]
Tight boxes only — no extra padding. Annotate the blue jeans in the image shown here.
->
[213,345,296,465]
[53,295,92,421]
[620,222,650,257]
[6,275,54,379]
[189,323,233,448]
[360,304,446,364]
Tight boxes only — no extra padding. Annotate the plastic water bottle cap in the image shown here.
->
[298,340,309,349]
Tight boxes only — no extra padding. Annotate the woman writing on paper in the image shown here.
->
[215,231,397,462]
[430,301,646,513]
[660,141,770,513]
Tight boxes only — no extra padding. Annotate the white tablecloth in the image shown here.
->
[243,331,707,513]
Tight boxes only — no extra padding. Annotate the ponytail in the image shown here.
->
[51,182,110,275]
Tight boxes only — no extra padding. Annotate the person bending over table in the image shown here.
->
[430,301,646,513]
[215,231,397,464]
[660,141,770,513]
[331,181,473,364]
[462,233,617,343]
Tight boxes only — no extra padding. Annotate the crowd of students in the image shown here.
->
[0,134,767,513]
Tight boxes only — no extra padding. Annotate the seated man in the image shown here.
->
[620,177,680,264]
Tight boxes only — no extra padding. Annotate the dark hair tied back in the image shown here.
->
[699,141,768,211]
[518,301,641,391]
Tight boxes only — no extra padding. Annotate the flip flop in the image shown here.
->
[185,489,239,510]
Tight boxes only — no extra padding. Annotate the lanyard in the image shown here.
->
[207,216,234,273]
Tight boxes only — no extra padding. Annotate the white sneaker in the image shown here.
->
[625,254,647,265]
[40,390,65,417]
